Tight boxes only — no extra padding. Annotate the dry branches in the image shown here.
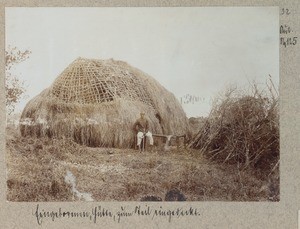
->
[189,80,279,171]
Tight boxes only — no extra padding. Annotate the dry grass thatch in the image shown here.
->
[20,58,189,148]
[189,81,279,172]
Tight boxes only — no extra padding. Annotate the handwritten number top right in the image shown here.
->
[280,8,291,16]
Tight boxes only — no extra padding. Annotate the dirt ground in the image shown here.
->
[6,126,279,202]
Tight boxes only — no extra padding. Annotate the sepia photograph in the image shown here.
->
[5,7,279,202]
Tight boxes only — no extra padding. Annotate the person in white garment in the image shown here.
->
[133,112,154,151]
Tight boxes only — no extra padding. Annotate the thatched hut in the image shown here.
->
[20,57,189,148]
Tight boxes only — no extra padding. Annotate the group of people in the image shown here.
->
[133,112,154,151]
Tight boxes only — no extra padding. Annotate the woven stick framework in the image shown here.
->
[51,58,154,107]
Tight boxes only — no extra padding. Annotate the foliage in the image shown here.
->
[5,46,31,115]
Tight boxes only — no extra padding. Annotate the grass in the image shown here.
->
[6,125,279,202]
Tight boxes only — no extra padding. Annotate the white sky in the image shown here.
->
[5,7,279,117]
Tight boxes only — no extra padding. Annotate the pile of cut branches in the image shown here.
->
[189,79,279,171]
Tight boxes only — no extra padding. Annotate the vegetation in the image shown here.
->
[6,123,279,202]
[5,54,279,202]
[189,80,279,174]
[5,46,31,115]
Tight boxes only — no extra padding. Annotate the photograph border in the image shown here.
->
[1,1,299,228]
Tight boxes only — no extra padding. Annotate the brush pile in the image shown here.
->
[189,82,279,170]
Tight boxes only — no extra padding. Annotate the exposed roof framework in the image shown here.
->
[51,57,154,107]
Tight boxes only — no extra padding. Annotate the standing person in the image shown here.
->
[134,112,154,151]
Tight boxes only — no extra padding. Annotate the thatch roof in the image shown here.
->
[20,57,189,148]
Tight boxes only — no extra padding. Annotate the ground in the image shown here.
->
[6,126,279,202]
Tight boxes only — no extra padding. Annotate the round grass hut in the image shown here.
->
[20,57,189,148]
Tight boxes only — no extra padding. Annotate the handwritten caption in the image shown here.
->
[280,8,297,48]
[180,94,205,105]
[34,204,201,225]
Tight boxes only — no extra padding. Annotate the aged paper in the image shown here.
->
[0,1,299,228]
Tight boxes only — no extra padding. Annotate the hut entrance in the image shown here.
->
[155,113,164,133]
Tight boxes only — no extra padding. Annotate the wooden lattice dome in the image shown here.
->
[51,57,154,107]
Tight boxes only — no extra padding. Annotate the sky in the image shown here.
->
[5,7,279,117]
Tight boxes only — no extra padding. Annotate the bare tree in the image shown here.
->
[5,46,31,115]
